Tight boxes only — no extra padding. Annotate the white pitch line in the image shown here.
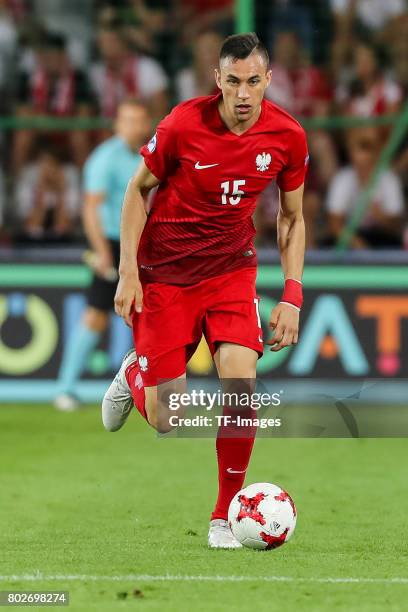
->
[1,574,408,585]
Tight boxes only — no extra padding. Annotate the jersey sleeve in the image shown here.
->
[83,148,111,194]
[276,126,309,192]
[140,108,179,181]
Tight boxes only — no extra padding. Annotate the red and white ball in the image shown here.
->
[228,482,297,550]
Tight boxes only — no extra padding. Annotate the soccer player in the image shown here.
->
[102,33,308,547]
[54,99,150,411]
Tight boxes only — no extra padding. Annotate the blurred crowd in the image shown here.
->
[0,0,407,249]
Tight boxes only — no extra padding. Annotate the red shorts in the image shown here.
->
[131,267,263,387]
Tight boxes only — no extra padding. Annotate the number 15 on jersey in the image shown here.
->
[220,180,246,205]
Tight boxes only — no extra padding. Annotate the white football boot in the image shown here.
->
[208,519,242,549]
[102,349,137,432]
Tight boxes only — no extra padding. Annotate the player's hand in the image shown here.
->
[266,303,299,351]
[114,272,143,327]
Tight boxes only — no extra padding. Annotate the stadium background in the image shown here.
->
[0,3,408,611]
[0,0,407,403]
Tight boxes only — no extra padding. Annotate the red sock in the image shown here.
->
[125,360,147,421]
[211,408,257,521]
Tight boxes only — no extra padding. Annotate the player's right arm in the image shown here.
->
[114,160,160,326]
[115,105,179,325]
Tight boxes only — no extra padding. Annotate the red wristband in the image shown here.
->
[280,278,303,310]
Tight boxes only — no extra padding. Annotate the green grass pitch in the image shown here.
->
[1,404,408,611]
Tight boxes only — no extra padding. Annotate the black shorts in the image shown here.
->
[87,240,120,311]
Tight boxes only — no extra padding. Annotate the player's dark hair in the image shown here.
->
[219,33,269,67]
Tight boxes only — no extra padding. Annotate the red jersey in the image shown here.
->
[139,94,308,284]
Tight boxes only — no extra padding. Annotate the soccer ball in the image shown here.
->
[228,482,297,550]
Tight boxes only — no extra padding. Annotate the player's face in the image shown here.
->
[215,52,271,124]
[115,104,151,149]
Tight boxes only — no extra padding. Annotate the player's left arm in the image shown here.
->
[267,184,305,352]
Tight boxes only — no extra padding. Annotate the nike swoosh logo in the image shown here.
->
[227,467,247,474]
[194,162,219,170]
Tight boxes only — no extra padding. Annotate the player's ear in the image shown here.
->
[214,68,222,90]
[265,69,272,87]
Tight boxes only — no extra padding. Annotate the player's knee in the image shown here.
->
[221,364,257,379]
[221,355,257,379]
[216,344,258,379]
